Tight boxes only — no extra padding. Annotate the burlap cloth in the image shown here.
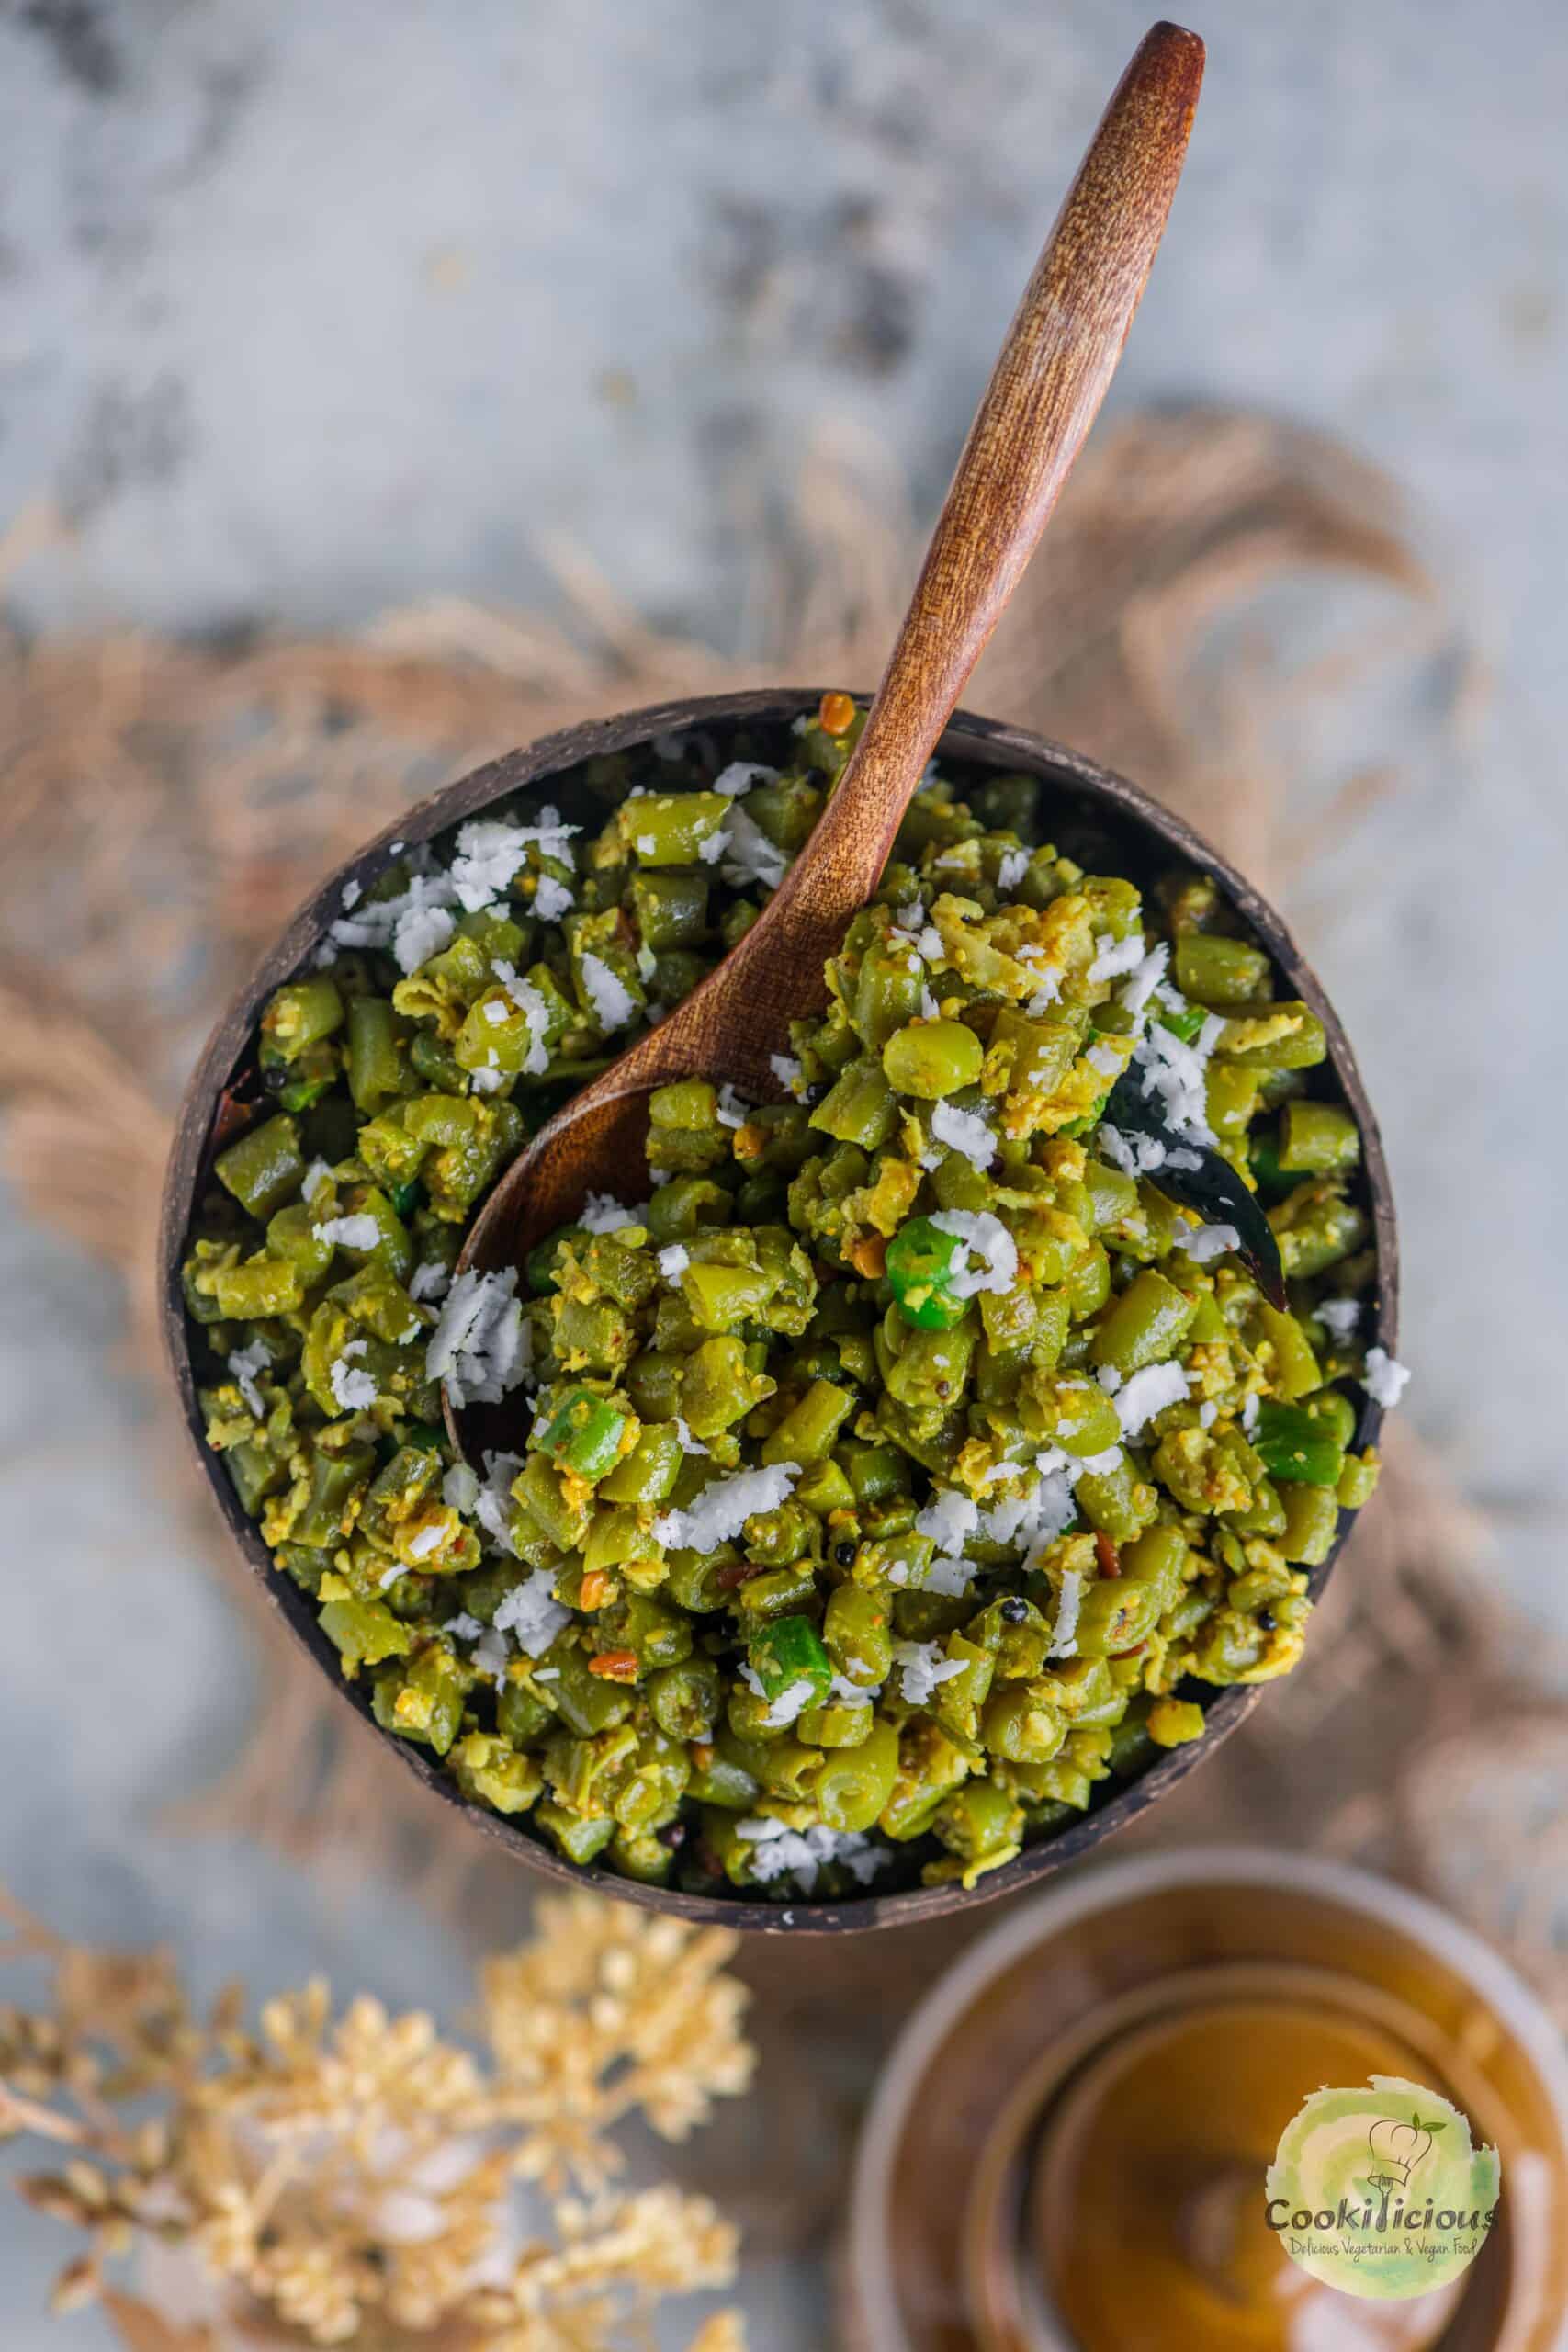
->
[4,407,1564,2280]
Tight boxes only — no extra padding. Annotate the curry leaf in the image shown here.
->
[1101,1067,1287,1308]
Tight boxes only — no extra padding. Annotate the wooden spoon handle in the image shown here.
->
[755,20,1205,965]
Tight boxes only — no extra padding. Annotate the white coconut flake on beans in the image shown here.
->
[928,1209,1017,1295]
[1113,1362,1190,1439]
[426,1268,529,1408]
[313,1214,382,1251]
[929,1100,996,1170]
[1049,1570,1083,1656]
[581,952,637,1034]
[581,1193,641,1234]
[1088,932,1146,982]
[1181,1222,1241,1264]
[893,1642,968,1707]
[653,1463,801,1554]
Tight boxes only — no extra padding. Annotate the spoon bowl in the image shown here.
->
[160,688,1399,1932]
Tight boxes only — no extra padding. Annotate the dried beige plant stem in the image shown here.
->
[0,1883,749,2348]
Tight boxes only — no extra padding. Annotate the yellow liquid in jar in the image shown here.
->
[1034,1996,1468,2352]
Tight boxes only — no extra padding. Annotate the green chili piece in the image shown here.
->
[748,1614,831,1710]
[886,1216,971,1330]
[1253,1401,1345,1488]
[538,1387,634,1482]
[1156,1002,1207,1046]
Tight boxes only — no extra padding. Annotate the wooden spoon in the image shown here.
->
[451,20,1204,1441]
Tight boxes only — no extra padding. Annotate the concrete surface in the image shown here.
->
[1,2,1564,2342]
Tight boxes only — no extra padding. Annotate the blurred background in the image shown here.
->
[1,2,1565,2345]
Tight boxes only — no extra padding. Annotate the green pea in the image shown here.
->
[536,1387,634,1482]
[881,1019,982,1100]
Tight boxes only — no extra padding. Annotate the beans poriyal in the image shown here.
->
[182,697,1393,1903]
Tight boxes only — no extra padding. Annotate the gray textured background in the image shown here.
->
[1,1,1564,2341]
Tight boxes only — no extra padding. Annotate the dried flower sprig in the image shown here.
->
[0,1885,750,2352]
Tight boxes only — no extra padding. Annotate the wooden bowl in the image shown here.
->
[160,689,1399,1934]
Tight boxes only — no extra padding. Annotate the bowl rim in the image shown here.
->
[847,1846,1568,2351]
[159,686,1399,1935]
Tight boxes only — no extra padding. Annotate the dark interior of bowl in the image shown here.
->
[160,690,1398,1933]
